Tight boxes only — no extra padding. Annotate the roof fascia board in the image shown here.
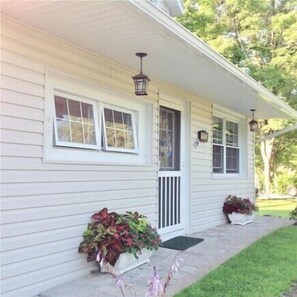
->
[124,0,297,118]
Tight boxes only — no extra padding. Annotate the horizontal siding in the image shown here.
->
[1,116,43,133]
[1,196,156,224]
[0,15,255,297]
[2,180,157,197]
[0,17,160,297]
[189,98,255,234]
[1,170,156,183]
[0,156,159,171]
[1,88,44,109]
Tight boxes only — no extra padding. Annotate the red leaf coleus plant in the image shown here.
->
[223,195,258,215]
[78,208,161,266]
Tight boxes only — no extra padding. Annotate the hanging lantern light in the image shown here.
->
[249,109,259,132]
[132,52,150,96]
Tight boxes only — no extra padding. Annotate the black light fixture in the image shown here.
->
[132,52,150,96]
[249,109,259,132]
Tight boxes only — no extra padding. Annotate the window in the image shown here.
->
[45,71,151,165]
[102,106,138,153]
[213,116,239,174]
[53,94,99,149]
[159,106,180,170]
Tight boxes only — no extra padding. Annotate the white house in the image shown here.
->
[1,1,296,296]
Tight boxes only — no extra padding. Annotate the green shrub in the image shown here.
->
[272,171,297,195]
[289,207,297,220]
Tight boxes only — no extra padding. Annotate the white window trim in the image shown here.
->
[44,69,152,165]
[212,108,247,179]
[53,90,100,150]
[101,103,139,154]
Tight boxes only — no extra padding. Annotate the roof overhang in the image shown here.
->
[1,0,297,119]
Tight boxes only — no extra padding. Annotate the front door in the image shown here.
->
[158,105,183,235]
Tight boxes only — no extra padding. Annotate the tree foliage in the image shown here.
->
[177,0,297,194]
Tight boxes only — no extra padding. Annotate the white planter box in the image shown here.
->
[101,249,153,274]
[228,212,255,225]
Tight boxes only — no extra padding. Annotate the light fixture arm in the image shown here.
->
[136,52,147,74]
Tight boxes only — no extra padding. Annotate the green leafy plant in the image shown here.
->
[78,208,161,267]
[289,206,297,220]
[223,195,258,215]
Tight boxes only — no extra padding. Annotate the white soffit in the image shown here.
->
[1,0,296,119]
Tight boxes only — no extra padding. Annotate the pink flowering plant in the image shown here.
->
[99,252,183,297]
[223,195,258,215]
[78,208,161,267]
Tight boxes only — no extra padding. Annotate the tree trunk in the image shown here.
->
[260,138,274,195]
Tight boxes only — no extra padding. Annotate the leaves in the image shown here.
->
[177,0,297,195]
[78,208,161,267]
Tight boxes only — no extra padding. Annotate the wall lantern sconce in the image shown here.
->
[249,109,259,132]
[132,52,150,96]
[195,130,208,147]
[198,130,209,142]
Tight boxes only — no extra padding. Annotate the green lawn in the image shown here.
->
[175,226,297,297]
[257,199,297,218]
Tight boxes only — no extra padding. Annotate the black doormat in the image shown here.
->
[159,236,204,251]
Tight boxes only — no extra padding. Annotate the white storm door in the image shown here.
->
[158,106,182,233]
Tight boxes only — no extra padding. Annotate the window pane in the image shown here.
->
[125,132,135,149]
[123,113,133,131]
[115,130,125,148]
[56,119,70,142]
[160,109,167,129]
[226,147,239,173]
[83,124,96,145]
[55,96,68,119]
[103,107,137,152]
[54,95,97,148]
[226,121,238,147]
[213,145,223,173]
[167,111,173,130]
[159,106,180,170]
[213,116,223,144]
[81,102,94,124]
[68,99,81,122]
[104,108,114,128]
[70,122,83,143]
[113,110,124,129]
[106,128,116,147]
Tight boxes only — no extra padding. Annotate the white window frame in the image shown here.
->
[53,90,100,150]
[212,107,247,178]
[101,104,138,154]
[44,69,152,165]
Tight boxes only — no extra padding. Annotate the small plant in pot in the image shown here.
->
[78,208,161,272]
[223,195,258,225]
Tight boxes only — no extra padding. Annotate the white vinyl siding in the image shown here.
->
[1,16,255,297]
[1,17,158,297]
[190,102,254,232]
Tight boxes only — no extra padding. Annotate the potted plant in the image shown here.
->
[78,208,161,274]
[223,195,258,225]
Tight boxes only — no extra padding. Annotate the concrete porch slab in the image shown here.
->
[39,216,293,297]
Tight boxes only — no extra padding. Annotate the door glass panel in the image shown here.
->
[159,106,180,171]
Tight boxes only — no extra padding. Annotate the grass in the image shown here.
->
[257,199,297,218]
[175,226,297,297]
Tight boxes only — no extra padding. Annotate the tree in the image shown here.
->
[177,0,297,195]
